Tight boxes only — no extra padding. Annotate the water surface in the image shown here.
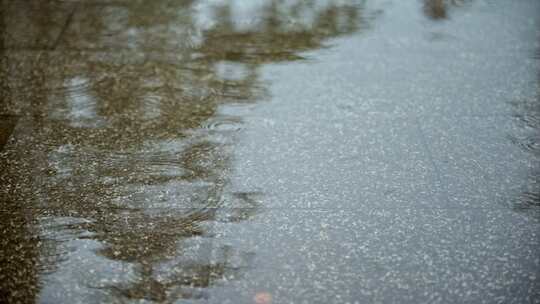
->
[1,0,539,303]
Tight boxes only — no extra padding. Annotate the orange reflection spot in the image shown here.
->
[254,292,272,304]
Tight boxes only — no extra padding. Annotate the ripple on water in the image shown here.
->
[201,116,243,133]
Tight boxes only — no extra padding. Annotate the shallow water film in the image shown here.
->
[1,0,539,303]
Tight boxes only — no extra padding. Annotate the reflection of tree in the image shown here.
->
[422,0,469,20]
[198,1,360,63]
[0,0,370,302]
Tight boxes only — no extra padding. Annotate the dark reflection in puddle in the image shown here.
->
[511,53,540,218]
[0,115,17,149]
[0,0,371,302]
[422,0,470,20]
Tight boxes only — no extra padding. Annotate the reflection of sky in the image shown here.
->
[215,61,250,81]
[47,77,105,128]
[37,217,135,304]
[66,77,101,128]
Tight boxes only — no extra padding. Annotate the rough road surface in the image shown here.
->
[1,0,539,303]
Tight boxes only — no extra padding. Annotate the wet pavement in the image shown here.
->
[0,0,539,303]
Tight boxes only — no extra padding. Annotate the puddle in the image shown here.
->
[0,0,371,303]
[2,0,539,303]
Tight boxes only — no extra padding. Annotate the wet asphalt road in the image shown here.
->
[1,0,540,303]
